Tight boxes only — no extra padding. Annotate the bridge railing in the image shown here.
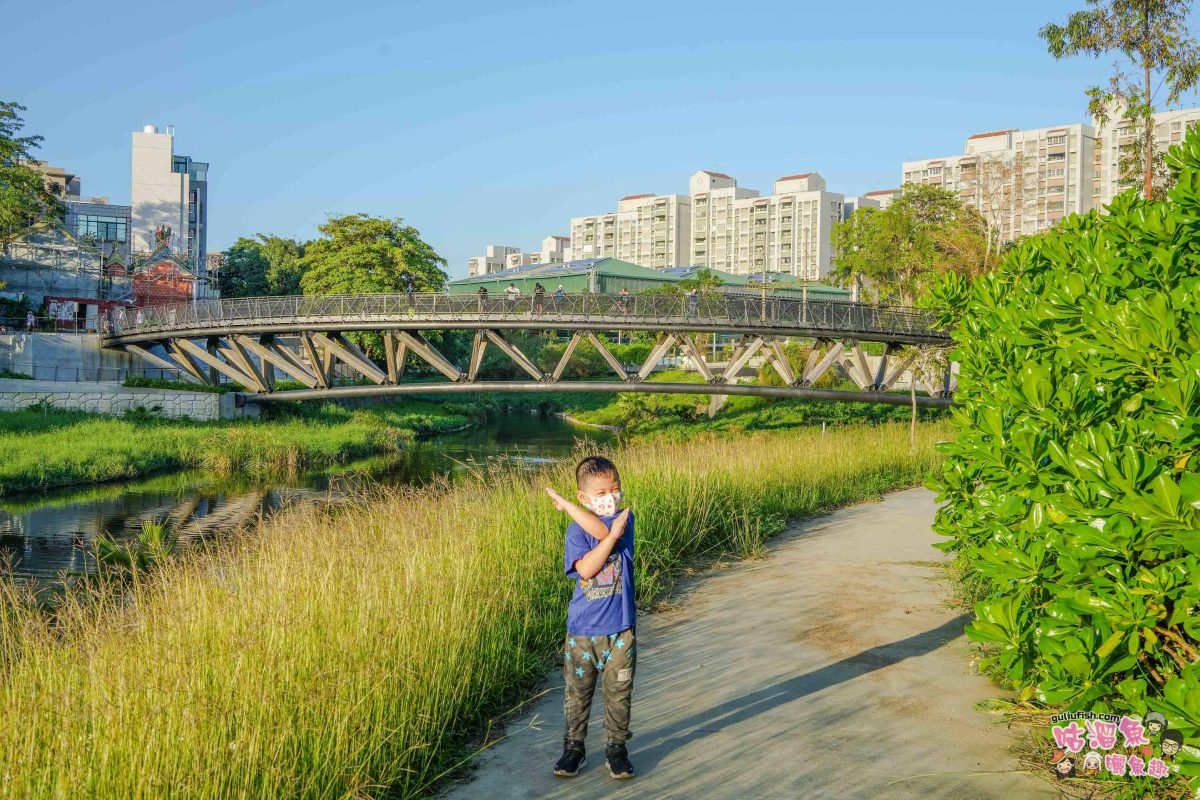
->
[100,292,947,341]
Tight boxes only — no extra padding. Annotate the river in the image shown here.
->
[0,414,617,583]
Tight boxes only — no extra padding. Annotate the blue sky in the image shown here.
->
[6,0,1200,279]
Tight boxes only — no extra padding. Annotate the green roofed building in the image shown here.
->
[732,271,852,302]
[446,258,852,302]
[660,265,748,285]
[446,258,682,295]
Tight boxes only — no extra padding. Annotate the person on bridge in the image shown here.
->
[505,282,520,313]
[687,287,698,318]
[404,275,415,307]
[477,285,488,313]
[545,456,637,781]
[554,284,565,314]
[25,310,36,331]
[617,287,630,315]
[533,282,546,315]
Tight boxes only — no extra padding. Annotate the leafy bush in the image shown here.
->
[930,126,1200,780]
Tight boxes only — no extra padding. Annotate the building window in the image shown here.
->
[76,215,128,242]
[173,157,189,174]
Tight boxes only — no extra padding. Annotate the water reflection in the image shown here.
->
[0,414,615,582]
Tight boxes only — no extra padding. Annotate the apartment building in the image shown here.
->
[727,174,843,280]
[841,194,883,221]
[1092,107,1200,204]
[131,124,209,267]
[504,235,571,269]
[862,189,898,209]
[569,212,618,261]
[467,244,519,277]
[689,170,760,272]
[902,123,1095,241]
[611,192,692,269]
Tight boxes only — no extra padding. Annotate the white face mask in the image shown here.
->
[583,490,624,517]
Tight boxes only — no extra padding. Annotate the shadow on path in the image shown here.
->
[629,613,973,776]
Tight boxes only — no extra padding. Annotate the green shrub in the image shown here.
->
[0,370,33,380]
[930,125,1200,782]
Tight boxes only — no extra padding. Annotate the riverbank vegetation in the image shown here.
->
[0,399,471,496]
[0,422,947,798]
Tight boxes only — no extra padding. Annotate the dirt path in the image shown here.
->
[439,488,1055,799]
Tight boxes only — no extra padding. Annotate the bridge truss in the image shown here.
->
[101,293,956,408]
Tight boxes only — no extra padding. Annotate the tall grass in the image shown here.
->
[0,422,948,798]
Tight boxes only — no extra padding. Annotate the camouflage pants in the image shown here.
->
[562,626,637,745]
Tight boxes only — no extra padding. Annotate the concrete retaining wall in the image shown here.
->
[0,379,251,420]
[0,333,156,382]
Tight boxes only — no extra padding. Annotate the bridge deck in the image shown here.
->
[98,293,955,408]
[101,293,951,347]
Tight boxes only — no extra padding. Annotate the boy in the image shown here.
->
[544,456,637,780]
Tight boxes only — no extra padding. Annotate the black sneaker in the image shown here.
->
[553,738,587,777]
[605,741,635,779]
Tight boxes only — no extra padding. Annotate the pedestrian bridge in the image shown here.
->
[101,292,956,408]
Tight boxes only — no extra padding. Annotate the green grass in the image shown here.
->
[564,368,948,436]
[0,421,948,798]
[0,400,470,496]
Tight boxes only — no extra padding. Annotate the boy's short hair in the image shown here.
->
[576,455,619,488]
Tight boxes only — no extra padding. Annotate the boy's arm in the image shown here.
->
[561,501,609,541]
[545,487,608,540]
[568,509,631,580]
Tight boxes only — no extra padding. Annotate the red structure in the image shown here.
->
[130,244,200,307]
[132,260,195,306]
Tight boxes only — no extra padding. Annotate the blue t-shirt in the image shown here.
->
[563,510,636,636]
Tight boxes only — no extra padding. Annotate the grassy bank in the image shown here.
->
[0,400,470,496]
[0,421,948,798]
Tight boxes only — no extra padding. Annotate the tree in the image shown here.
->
[259,235,306,295]
[217,237,271,298]
[298,213,447,296]
[0,102,66,252]
[974,152,1027,261]
[1041,0,1200,200]
[831,184,990,305]
[218,234,307,296]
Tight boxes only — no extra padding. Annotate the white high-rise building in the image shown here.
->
[467,244,520,277]
[562,170,845,279]
[614,193,692,269]
[899,107,1200,242]
[130,125,208,266]
[862,189,898,209]
[504,235,571,269]
[1092,107,1200,204]
[729,174,843,280]
[689,171,759,272]
[903,123,1096,241]
[569,213,618,261]
[842,195,883,220]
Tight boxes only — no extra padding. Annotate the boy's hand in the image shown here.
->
[607,508,631,540]
[544,486,574,512]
